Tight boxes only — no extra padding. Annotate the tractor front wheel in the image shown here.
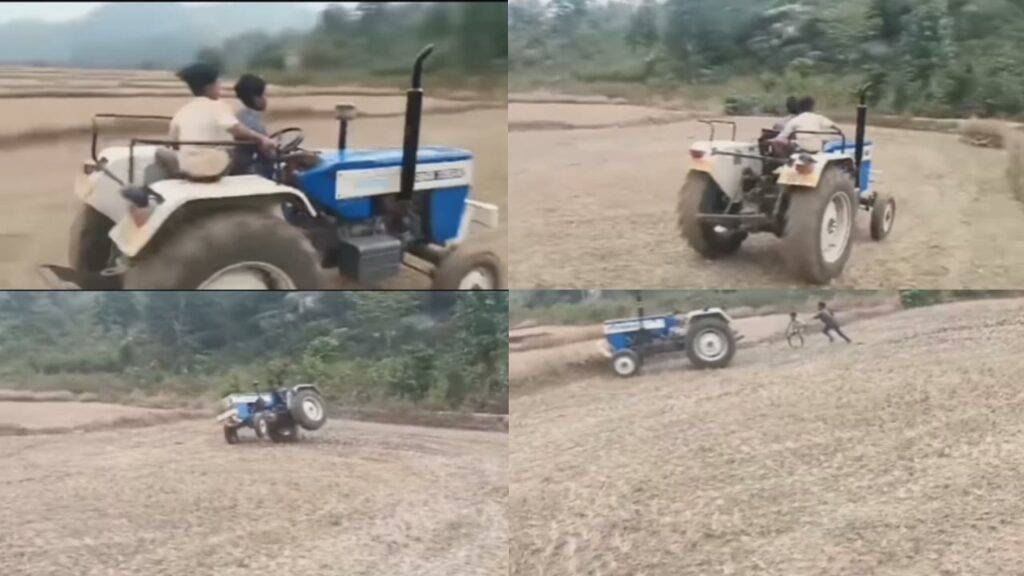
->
[678,172,747,259]
[432,249,505,290]
[782,166,857,284]
[686,317,736,369]
[223,425,239,445]
[253,413,271,441]
[611,349,642,378]
[122,209,321,289]
[870,194,896,241]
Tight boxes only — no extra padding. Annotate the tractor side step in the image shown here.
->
[696,213,774,228]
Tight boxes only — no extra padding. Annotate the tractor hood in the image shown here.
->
[297,146,474,219]
[306,146,472,172]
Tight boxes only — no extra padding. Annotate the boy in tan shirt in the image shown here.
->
[160,63,275,179]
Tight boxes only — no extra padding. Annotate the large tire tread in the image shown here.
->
[68,204,115,273]
[781,166,857,284]
[122,208,320,289]
[678,172,746,259]
[290,390,327,431]
[686,317,737,369]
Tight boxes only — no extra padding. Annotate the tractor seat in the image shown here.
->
[154,147,231,183]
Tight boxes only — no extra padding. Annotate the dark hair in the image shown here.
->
[799,96,816,113]
[785,96,799,115]
[176,63,219,96]
[818,301,826,309]
[234,74,267,109]
[790,311,797,318]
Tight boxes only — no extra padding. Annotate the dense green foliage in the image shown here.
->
[0,292,508,414]
[898,290,1022,308]
[202,2,508,88]
[511,0,1024,118]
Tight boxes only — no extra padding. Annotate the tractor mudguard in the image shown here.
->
[688,141,761,201]
[777,156,854,189]
[107,175,317,258]
[685,308,732,325]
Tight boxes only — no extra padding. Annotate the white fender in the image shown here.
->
[109,175,317,258]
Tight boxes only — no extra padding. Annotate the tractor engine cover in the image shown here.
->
[337,234,403,285]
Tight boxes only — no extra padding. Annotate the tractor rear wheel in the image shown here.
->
[686,316,736,369]
[68,204,115,274]
[782,166,857,284]
[611,349,642,378]
[678,172,747,259]
[290,390,327,431]
[870,194,896,241]
[223,425,239,445]
[122,209,321,290]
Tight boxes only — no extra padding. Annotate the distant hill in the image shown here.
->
[0,2,320,69]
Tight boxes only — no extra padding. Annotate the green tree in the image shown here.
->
[196,47,225,71]
[625,0,659,53]
[95,293,139,336]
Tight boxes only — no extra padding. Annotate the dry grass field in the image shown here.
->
[511,297,1024,575]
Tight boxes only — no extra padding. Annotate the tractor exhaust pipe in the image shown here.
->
[399,44,435,199]
[854,83,872,188]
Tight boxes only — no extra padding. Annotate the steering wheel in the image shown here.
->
[269,127,305,155]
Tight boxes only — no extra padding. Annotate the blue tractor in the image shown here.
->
[217,384,327,444]
[602,296,738,378]
[42,45,502,290]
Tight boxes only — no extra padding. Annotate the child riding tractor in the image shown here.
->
[41,46,503,290]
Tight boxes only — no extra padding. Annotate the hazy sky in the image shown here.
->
[0,2,332,24]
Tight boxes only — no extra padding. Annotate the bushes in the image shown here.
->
[28,348,122,374]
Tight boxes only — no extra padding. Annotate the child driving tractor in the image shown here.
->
[232,73,276,178]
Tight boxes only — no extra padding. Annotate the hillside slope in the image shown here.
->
[511,298,1024,575]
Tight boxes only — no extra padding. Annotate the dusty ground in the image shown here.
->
[509,99,1024,289]
[510,297,1024,575]
[0,407,508,576]
[0,400,171,430]
[0,68,507,289]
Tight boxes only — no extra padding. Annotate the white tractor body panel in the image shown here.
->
[108,174,316,258]
[688,141,761,201]
[776,153,853,188]
[685,307,732,324]
[76,146,165,223]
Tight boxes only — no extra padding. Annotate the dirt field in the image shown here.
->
[0,68,507,289]
[509,99,1024,289]
[0,405,508,576]
[510,297,1024,575]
